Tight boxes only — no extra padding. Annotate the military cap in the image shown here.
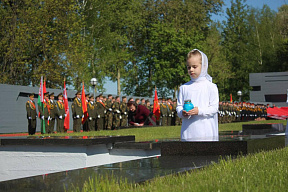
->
[75,91,81,95]
[108,94,112,97]
[103,96,106,99]
[115,96,120,99]
[57,93,63,97]
[145,99,150,103]
[122,96,126,99]
[29,93,35,97]
[44,92,49,96]
[49,92,54,97]
[85,93,90,97]
[98,93,103,97]
[89,94,94,98]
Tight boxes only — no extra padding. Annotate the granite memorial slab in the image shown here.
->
[161,135,285,156]
[242,123,284,135]
[0,155,221,191]
[0,135,135,146]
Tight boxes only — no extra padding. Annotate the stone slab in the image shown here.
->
[242,123,284,135]
[161,135,285,156]
[0,135,135,146]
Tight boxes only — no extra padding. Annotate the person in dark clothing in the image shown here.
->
[127,101,156,126]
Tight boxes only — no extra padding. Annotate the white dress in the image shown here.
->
[176,79,219,141]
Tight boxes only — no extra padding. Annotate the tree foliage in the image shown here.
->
[0,0,287,101]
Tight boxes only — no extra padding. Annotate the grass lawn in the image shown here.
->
[66,119,288,191]
[54,119,286,142]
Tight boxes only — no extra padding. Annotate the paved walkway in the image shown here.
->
[0,130,76,137]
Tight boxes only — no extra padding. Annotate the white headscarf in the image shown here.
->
[189,49,212,82]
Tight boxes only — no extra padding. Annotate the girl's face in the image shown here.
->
[186,55,202,79]
[129,104,136,112]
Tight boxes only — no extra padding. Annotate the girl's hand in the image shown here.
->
[183,107,199,116]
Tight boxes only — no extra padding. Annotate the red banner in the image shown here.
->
[81,82,88,124]
[63,80,70,130]
[267,107,288,120]
[153,87,160,120]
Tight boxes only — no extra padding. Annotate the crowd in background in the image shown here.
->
[26,91,272,135]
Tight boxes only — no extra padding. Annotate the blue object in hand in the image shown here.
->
[183,100,194,111]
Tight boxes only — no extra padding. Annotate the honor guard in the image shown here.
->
[83,93,90,132]
[112,96,121,129]
[48,92,57,133]
[71,91,83,132]
[26,93,37,135]
[39,92,51,134]
[87,94,96,131]
[56,93,65,133]
[120,96,128,127]
[96,94,106,131]
[160,98,168,126]
[105,94,113,130]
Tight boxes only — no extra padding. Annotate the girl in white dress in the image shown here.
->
[176,49,219,141]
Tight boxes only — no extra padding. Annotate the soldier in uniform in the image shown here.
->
[56,93,65,133]
[171,99,177,126]
[120,96,128,127]
[48,92,57,133]
[83,93,90,132]
[26,93,37,135]
[166,98,173,126]
[71,91,83,132]
[39,92,51,134]
[160,98,168,126]
[105,94,113,130]
[96,94,106,131]
[87,95,96,131]
[112,96,121,129]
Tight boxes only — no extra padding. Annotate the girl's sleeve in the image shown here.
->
[176,86,185,119]
[198,84,219,117]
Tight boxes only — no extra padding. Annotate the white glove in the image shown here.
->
[41,116,44,120]
[98,115,100,118]
[28,117,32,120]
[59,115,62,119]
[76,115,80,118]
[124,112,127,115]
[120,115,122,119]
[117,110,120,114]
[64,114,67,117]
[48,116,51,120]
[82,115,84,118]
[109,108,112,111]
[104,110,106,114]
[89,117,92,121]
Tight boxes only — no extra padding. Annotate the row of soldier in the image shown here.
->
[26,91,270,135]
[218,101,268,124]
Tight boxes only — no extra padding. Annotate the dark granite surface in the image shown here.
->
[0,155,221,192]
[242,123,285,134]
[161,135,285,156]
[0,135,135,146]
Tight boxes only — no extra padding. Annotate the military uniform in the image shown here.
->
[160,99,168,126]
[112,97,121,129]
[56,93,65,133]
[71,91,83,132]
[105,95,113,130]
[96,95,106,131]
[39,92,51,134]
[87,95,96,131]
[26,93,37,135]
[120,97,128,127]
[166,99,173,126]
[48,92,57,133]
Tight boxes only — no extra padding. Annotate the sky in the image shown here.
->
[103,0,287,96]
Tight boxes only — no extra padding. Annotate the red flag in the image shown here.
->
[230,94,232,103]
[63,80,70,130]
[153,87,160,120]
[43,79,47,94]
[81,82,88,124]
